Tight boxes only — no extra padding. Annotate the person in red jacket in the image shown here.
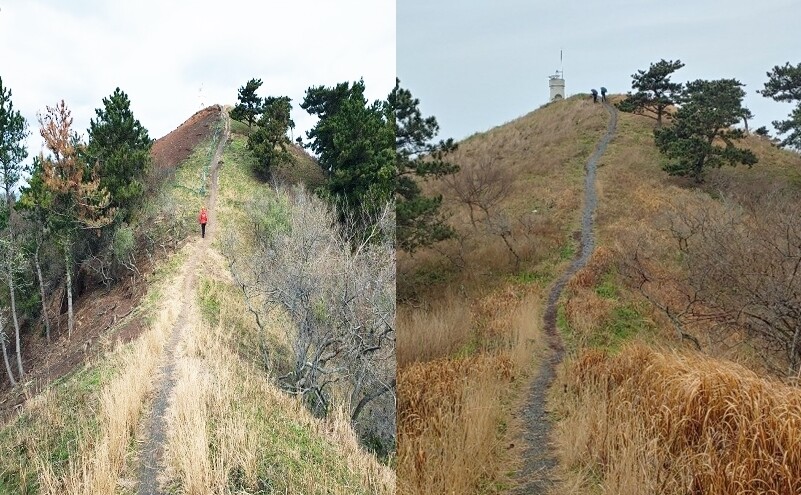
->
[199,206,208,238]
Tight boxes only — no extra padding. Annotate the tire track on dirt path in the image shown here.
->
[137,107,229,495]
[514,102,617,494]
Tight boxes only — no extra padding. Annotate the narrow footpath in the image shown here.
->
[515,101,617,494]
[137,107,229,495]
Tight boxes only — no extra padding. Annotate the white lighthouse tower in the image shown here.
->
[549,70,565,101]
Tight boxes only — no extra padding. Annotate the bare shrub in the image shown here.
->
[225,185,396,452]
[624,190,801,375]
[444,155,514,228]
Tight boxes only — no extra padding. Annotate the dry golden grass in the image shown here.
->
[160,258,394,494]
[397,96,612,494]
[553,344,801,495]
[397,293,543,495]
[397,355,512,495]
[397,294,473,368]
[18,245,191,495]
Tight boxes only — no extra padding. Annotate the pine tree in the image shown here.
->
[17,157,54,342]
[617,59,684,127]
[230,78,265,128]
[758,62,801,149]
[38,101,114,338]
[248,95,295,179]
[0,76,29,381]
[654,79,757,183]
[301,80,395,216]
[390,79,458,252]
[86,87,151,221]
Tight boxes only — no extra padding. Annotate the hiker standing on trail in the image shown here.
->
[199,206,208,238]
[591,89,598,103]
[600,87,607,102]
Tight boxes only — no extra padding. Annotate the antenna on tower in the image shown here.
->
[198,84,204,109]
[548,51,566,101]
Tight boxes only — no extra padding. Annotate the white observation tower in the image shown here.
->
[549,70,565,101]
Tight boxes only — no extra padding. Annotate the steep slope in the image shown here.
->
[0,106,393,495]
[515,102,617,494]
[0,106,222,415]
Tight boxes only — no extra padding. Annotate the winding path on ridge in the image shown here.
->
[137,107,229,495]
[515,101,617,494]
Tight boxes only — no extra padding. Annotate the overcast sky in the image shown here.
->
[1,0,394,163]
[398,0,800,142]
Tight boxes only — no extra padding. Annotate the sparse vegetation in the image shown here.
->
[0,96,388,494]
[399,81,801,495]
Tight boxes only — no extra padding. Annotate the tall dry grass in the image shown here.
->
[34,245,189,494]
[162,272,395,495]
[553,344,801,495]
[397,294,543,494]
[397,355,512,494]
[397,96,611,494]
[397,294,473,368]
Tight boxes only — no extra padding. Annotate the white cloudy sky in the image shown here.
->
[1,0,395,161]
[398,0,800,142]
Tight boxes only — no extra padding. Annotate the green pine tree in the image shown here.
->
[301,80,395,215]
[654,79,757,183]
[390,79,458,252]
[0,76,29,210]
[758,62,801,149]
[248,95,295,180]
[86,87,151,221]
[230,78,265,128]
[617,59,684,127]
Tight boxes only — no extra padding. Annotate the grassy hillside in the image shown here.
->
[398,95,609,494]
[398,94,801,494]
[549,97,801,494]
[0,108,393,494]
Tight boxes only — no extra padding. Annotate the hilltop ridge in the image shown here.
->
[398,93,801,494]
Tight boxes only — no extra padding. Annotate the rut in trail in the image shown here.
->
[514,101,617,494]
[137,108,229,495]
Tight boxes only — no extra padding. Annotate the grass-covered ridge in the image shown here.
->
[398,95,608,494]
[0,106,392,494]
[398,91,801,495]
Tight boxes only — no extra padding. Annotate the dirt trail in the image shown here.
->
[514,102,617,494]
[137,108,229,495]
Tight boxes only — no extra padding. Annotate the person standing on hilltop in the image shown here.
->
[591,89,598,103]
[199,206,208,238]
[600,87,607,102]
